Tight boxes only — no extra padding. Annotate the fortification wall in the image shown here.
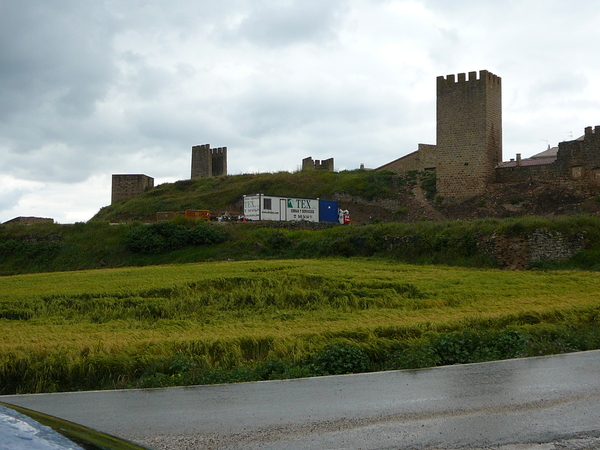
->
[554,126,600,190]
[302,157,334,171]
[191,144,228,178]
[496,125,600,193]
[377,144,437,172]
[495,163,558,184]
[481,229,587,270]
[435,70,502,199]
[111,174,154,204]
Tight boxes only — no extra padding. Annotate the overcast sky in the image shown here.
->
[2,0,600,223]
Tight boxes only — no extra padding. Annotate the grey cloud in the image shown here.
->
[0,1,125,185]
[0,187,26,212]
[0,1,118,121]
[528,73,588,104]
[228,0,349,47]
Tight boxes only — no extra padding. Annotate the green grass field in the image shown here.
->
[1,258,599,394]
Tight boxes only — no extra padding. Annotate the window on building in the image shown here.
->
[263,198,272,210]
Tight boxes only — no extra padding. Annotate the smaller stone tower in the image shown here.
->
[111,174,154,204]
[191,144,227,178]
[302,157,334,171]
[435,70,502,198]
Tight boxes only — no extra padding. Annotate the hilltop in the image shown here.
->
[92,169,600,224]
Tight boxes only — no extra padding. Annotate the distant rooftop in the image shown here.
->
[530,146,558,159]
[2,216,54,225]
[498,146,558,169]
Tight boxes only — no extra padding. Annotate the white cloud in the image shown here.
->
[0,175,111,224]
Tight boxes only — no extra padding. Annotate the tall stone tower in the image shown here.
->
[191,144,227,178]
[435,70,502,198]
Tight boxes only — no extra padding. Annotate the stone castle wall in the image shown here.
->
[496,125,600,192]
[478,230,587,270]
[191,144,228,178]
[302,157,334,171]
[384,229,587,270]
[377,70,600,200]
[555,126,600,190]
[376,70,502,199]
[495,162,557,184]
[435,70,502,198]
[377,144,437,172]
[111,174,154,204]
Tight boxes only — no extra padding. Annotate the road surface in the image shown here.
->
[2,350,600,449]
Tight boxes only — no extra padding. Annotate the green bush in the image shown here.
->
[124,223,227,254]
[420,170,437,200]
[264,230,293,251]
[188,224,228,245]
[390,345,438,370]
[431,329,527,365]
[310,342,371,375]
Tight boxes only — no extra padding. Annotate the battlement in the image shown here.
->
[437,70,501,88]
[302,156,334,171]
[210,146,227,156]
[191,144,228,178]
[584,125,600,139]
[436,69,502,198]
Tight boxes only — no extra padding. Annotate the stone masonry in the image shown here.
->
[497,125,600,192]
[482,230,587,270]
[191,144,227,178]
[435,70,502,198]
[377,70,502,200]
[111,174,154,204]
[302,157,334,171]
[378,70,600,200]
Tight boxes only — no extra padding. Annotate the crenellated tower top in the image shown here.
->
[437,70,501,87]
[435,69,502,198]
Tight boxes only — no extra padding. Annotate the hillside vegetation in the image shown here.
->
[93,169,600,224]
[3,169,600,275]
[93,169,424,224]
[3,214,600,276]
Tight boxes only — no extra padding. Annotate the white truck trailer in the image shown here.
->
[243,194,340,223]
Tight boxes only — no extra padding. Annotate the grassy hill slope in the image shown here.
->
[94,168,600,225]
[92,169,422,224]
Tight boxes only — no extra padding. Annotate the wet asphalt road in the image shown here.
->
[2,350,600,449]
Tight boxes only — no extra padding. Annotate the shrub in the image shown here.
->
[389,344,440,370]
[420,170,437,200]
[124,223,227,254]
[254,359,289,380]
[264,230,293,251]
[310,343,370,375]
[188,224,228,245]
[431,329,527,365]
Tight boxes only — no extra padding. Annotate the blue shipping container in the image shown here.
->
[319,200,339,223]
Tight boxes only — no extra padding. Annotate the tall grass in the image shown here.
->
[1,259,599,393]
